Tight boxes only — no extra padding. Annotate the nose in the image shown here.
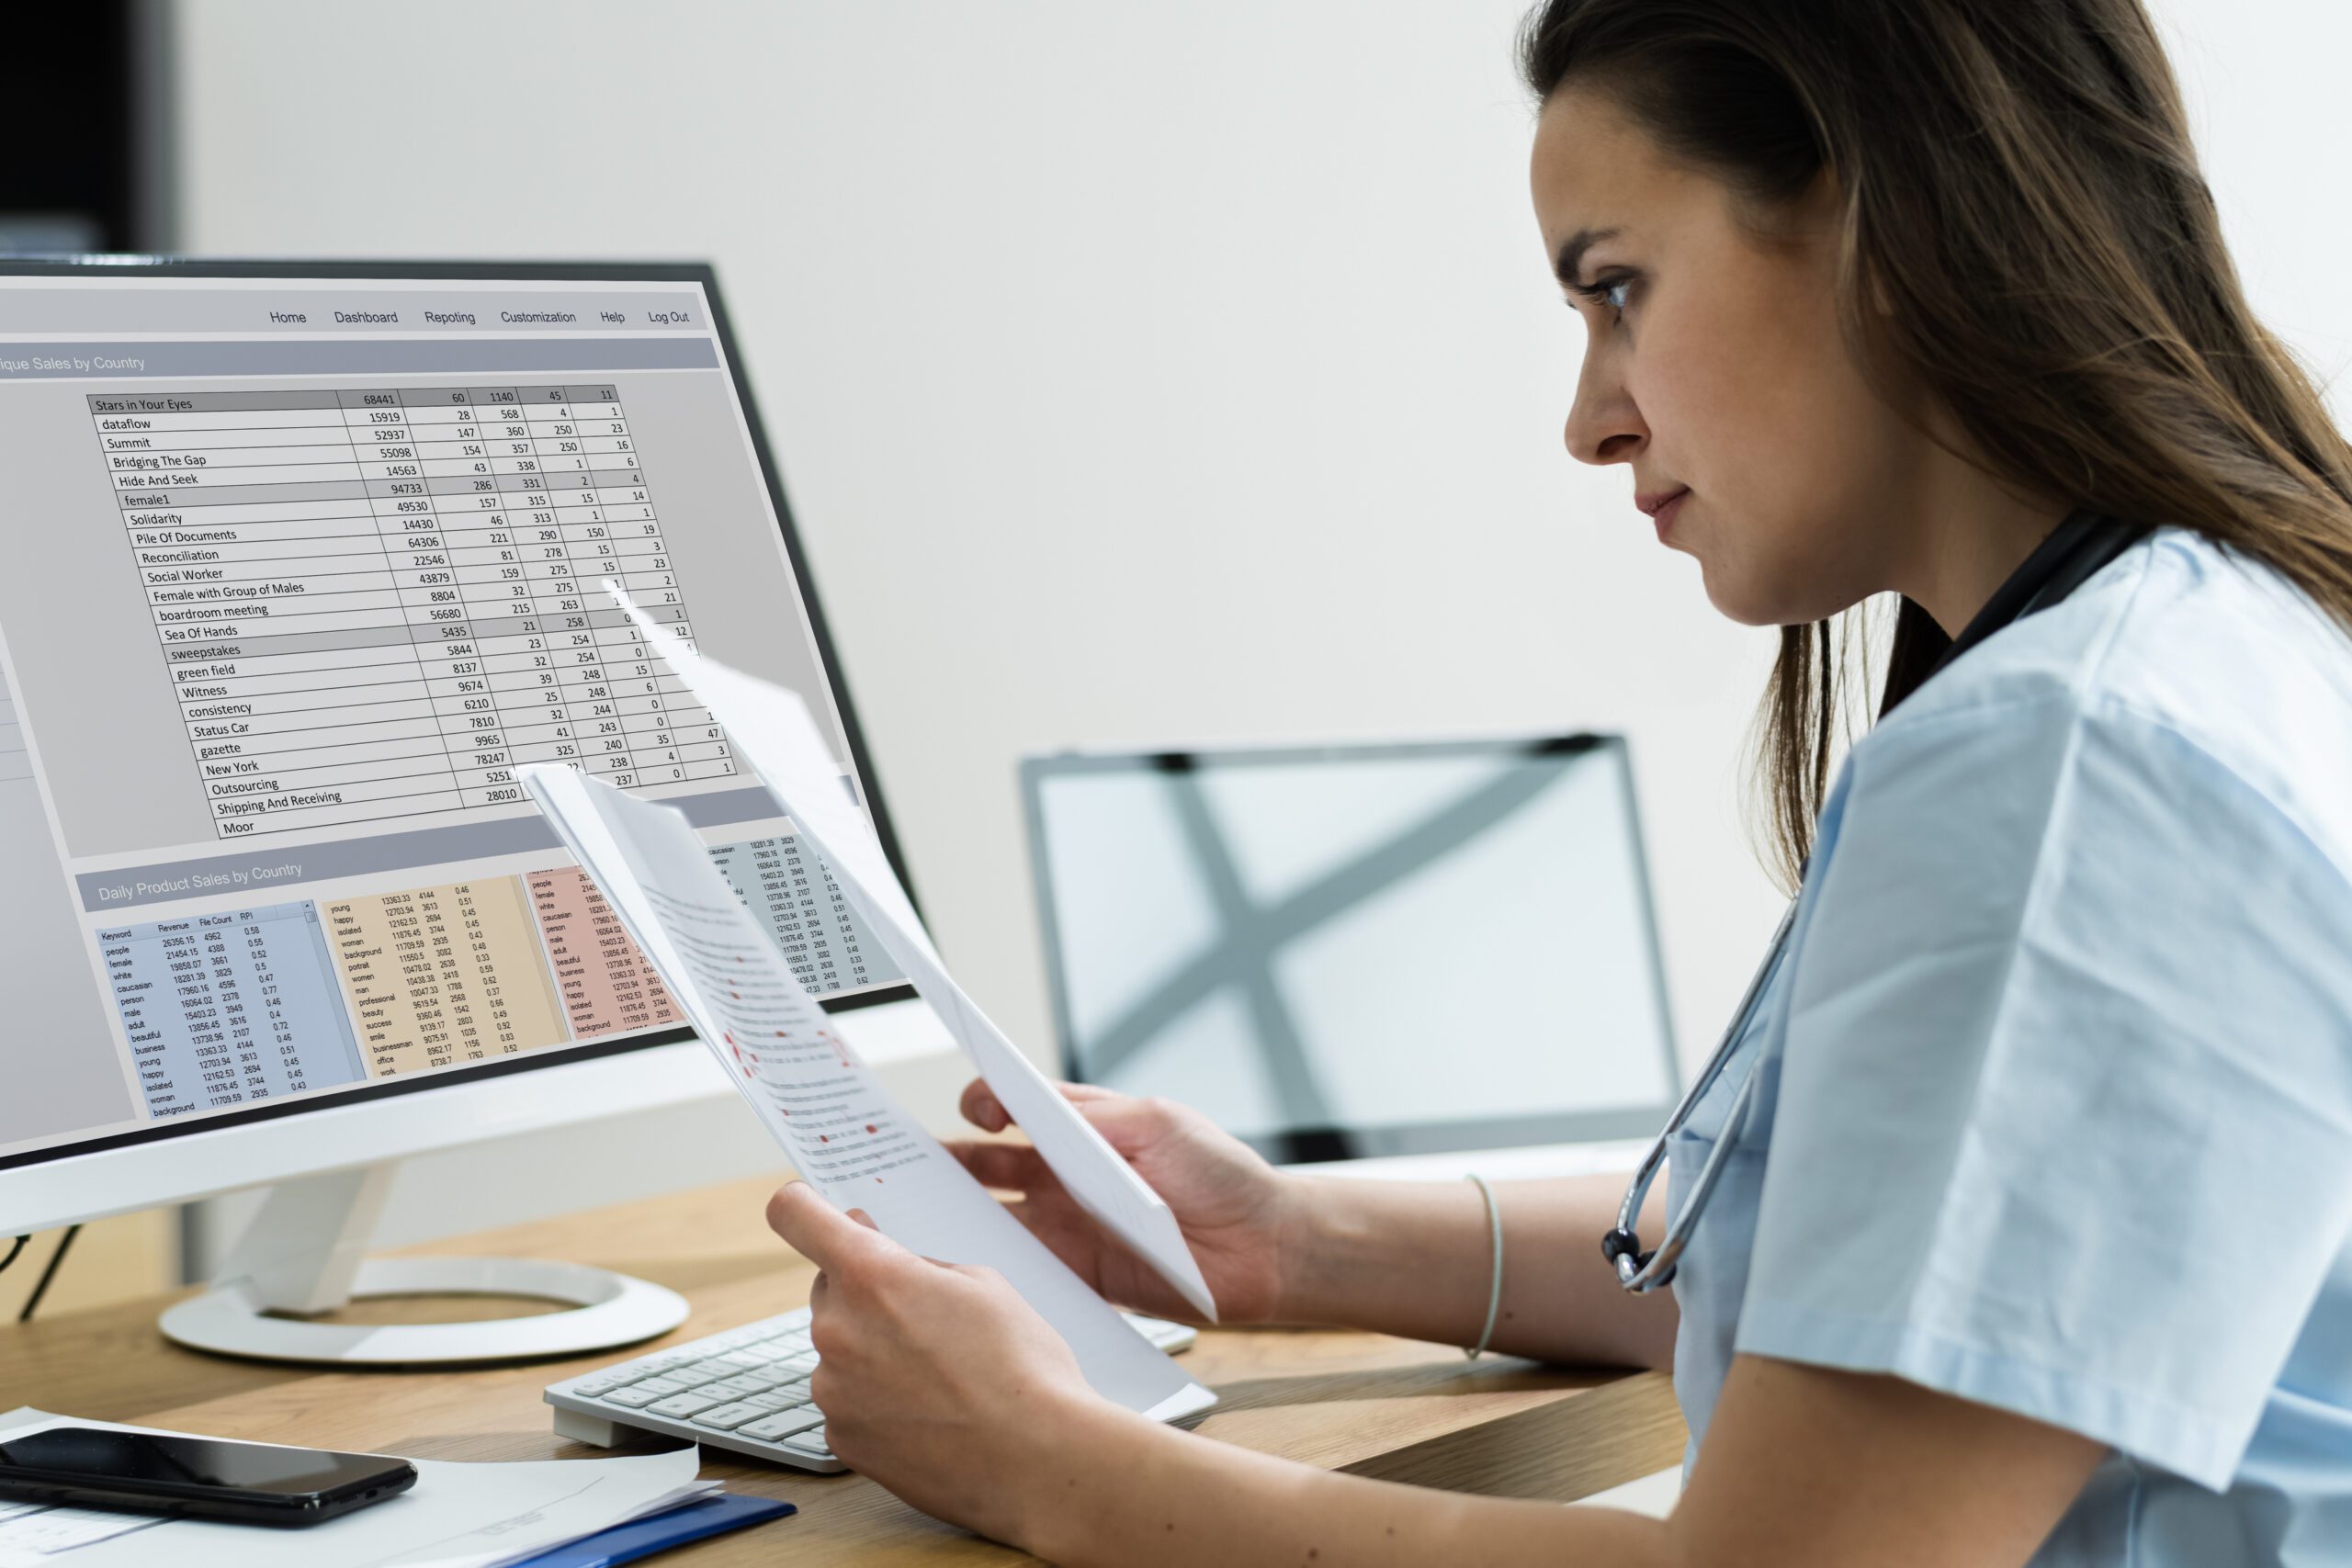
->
[1564,349,1646,467]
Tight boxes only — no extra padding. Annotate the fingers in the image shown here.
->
[944,1139,1055,1194]
[958,1077,1010,1133]
[1067,1091,1183,1156]
[766,1180,900,1272]
[959,1076,1124,1134]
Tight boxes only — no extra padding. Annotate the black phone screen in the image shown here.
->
[0,1427,406,1500]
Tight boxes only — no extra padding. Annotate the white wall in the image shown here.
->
[2158,2,2352,416]
[166,0,2352,1248]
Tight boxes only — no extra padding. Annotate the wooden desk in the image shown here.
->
[0,1174,1686,1562]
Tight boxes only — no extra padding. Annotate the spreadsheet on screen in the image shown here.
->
[0,272,900,1163]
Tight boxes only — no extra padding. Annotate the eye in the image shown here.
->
[1567,271,1638,320]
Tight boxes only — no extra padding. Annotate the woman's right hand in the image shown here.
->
[944,1078,1300,1325]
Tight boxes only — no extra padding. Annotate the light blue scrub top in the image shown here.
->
[1667,528,2352,1564]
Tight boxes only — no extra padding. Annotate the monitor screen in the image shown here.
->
[0,263,911,1169]
[1023,738,1678,1160]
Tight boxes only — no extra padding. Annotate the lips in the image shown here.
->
[1634,486,1690,540]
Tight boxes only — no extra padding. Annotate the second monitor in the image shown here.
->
[1021,734,1679,1165]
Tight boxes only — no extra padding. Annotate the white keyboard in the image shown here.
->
[545,1304,1198,1473]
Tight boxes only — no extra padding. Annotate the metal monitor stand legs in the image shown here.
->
[158,1164,688,1365]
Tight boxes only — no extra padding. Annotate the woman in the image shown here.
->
[766,0,2352,1561]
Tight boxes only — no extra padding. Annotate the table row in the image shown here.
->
[155,605,696,661]
[125,497,667,532]
[90,385,634,416]
[141,569,682,610]
[151,600,693,649]
[97,418,633,446]
[115,462,652,492]
[175,660,701,705]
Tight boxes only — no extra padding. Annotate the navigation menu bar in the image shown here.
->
[0,287,707,336]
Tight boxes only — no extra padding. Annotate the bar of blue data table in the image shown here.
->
[97,901,366,1117]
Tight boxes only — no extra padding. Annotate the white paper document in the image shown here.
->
[0,1409,709,1568]
[594,580,1218,1323]
[517,761,1211,1421]
[0,1497,155,1559]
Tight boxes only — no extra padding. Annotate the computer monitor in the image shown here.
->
[0,259,922,1361]
[1021,735,1679,1165]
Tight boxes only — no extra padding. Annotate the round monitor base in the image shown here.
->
[159,1256,689,1366]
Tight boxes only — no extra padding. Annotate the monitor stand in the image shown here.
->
[158,1164,689,1366]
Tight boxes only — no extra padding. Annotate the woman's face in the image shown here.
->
[1530,85,1928,627]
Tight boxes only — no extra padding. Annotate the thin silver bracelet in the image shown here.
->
[1464,1173,1503,1360]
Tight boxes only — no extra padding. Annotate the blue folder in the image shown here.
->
[498,1492,797,1568]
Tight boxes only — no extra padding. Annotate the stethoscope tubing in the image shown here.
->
[1610,900,1796,1292]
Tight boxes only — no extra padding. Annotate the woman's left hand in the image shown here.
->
[764,1180,1109,1545]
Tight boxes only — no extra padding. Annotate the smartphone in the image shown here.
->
[0,1427,417,1528]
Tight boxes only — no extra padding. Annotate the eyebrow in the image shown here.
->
[1553,226,1623,289]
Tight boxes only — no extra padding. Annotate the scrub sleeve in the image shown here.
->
[1734,690,2352,1489]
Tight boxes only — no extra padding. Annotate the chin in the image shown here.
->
[1694,559,1788,628]
[1692,541,1845,628]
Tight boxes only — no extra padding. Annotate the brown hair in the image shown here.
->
[1520,0,2352,889]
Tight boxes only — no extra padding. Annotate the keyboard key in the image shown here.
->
[649,1392,728,1418]
[782,1425,829,1455]
[663,1368,724,1390]
[630,1376,688,1398]
[604,1386,668,1409]
[745,1391,804,1412]
[777,1352,819,1374]
[688,1359,745,1379]
[693,1402,766,1430]
[741,1410,825,1442]
[568,1372,635,1396]
[718,1350,773,1371]
[698,1377,764,1401]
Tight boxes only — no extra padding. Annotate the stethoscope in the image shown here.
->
[1602,511,2153,1293]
